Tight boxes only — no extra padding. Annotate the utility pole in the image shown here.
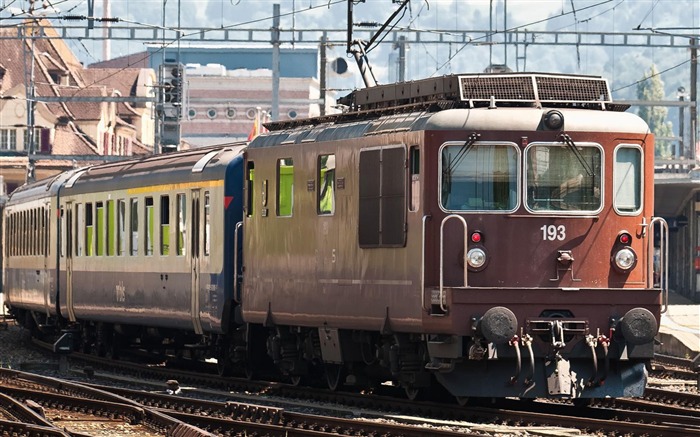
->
[22,18,38,183]
[319,33,327,116]
[690,38,697,163]
[271,3,280,121]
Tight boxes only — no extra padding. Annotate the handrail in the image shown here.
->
[649,217,669,313]
[233,221,243,304]
[439,214,468,313]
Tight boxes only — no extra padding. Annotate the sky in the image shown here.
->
[1,0,698,99]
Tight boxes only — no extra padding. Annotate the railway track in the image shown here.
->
[19,339,700,436]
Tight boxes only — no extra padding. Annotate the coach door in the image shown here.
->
[190,190,204,335]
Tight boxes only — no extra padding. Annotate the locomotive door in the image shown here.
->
[190,190,204,335]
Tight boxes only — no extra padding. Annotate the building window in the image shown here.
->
[0,129,17,150]
[226,107,236,119]
[207,108,217,119]
[277,158,294,217]
[188,108,197,120]
[287,109,298,119]
[246,108,257,119]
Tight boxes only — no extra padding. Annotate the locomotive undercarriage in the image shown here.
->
[426,304,656,399]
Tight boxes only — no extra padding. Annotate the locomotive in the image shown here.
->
[2,72,668,400]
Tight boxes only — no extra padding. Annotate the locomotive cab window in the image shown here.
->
[318,154,335,215]
[525,142,602,213]
[613,145,642,214]
[440,142,518,212]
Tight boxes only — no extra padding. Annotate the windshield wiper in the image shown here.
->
[448,132,480,175]
[560,133,593,177]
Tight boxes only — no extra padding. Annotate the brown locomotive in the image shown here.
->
[242,72,668,399]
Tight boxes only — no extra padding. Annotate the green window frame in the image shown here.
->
[145,197,154,256]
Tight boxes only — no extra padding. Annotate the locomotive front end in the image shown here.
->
[420,74,667,399]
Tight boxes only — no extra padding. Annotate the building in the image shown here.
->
[0,19,156,193]
[93,45,337,147]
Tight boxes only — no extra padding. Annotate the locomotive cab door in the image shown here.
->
[190,190,204,335]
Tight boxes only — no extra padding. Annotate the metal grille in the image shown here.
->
[459,74,611,104]
[535,75,610,102]
[460,76,536,101]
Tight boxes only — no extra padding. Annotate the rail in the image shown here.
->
[439,214,468,313]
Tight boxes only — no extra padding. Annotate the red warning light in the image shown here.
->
[471,232,482,243]
[618,233,631,245]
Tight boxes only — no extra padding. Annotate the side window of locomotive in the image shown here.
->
[85,202,94,256]
[277,158,294,217]
[160,195,170,256]
[614,146,642,214]
[246,161,255,217]
[129,198,138,256]
[359,146,407,247]
[440,143,518,211]
[318,154,335,215]
[117,200,126,256]
[204,192,211,256]
[525,142,602,212]
[409,146,420,212]
[176,193,186,256]
[145,197,154,256]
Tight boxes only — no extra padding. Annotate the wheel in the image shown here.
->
[324,364,343,391]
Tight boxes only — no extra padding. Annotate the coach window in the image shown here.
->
[176,193,186,256]
[106,200,115,256]
[85,203,94,256]
[359,146,407,247]
[75,204,83,256]
[44,207,50,256]
[318,154,335,215]
[145,197,154,256]
[613,145,642,214]
[160,195,170,256]
[129,198,138,256]
[96,201,105,256]
[117,200,126,256]
[441,142,518,212]
[525,142,602,213]
[204,192,211,256]
[277,158,294,217]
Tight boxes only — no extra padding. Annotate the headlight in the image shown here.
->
[467,248,487,269]
[613,248,636,271]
